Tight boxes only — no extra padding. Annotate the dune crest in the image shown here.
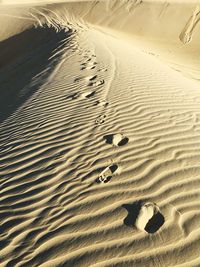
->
[179,5,200,44]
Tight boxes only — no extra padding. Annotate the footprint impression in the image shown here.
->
[97,164,118,183]
[74,75,97,83]
[88,80,105,87]
[135,202,164,233]
[94,100,108,107]
[67,92,80,100]
[67,91,95,100]
[95,114,106,125]
[104,133,129,146]
[81,91,96,99]
[81,61,97,70]
[72,75,103,100]
[123,202,165,234]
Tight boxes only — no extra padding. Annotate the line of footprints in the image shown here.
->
[98,132,164,234]
[98,133,165,234]
[68,55,107,112]
[97,133,129,183]
[69,53,164,233]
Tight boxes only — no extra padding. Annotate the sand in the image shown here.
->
[1,1,200,266]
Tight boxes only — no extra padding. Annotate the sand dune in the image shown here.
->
[1,1,200,266]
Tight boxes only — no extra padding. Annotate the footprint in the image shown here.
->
[81,65,96,71]
[80,62,97,71]
[81,91,95,99]
[97,164,118,183]
[104,133,129,146]
[135,202,164,233]
[89,75,97,81]
[95,114,106,125]
[67,92,79,100]
[123,201,164,234]
[74,75,97,83]
[89,80,105,87]
[67,90,95,100]
[95,100,108,107]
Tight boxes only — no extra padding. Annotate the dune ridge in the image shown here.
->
[1,1,200,266]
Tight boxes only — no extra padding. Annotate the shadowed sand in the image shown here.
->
[0,26,70,122]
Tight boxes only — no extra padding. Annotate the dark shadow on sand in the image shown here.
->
[122,201,143,227]
[0,25,72,123]
[145,212,165,233]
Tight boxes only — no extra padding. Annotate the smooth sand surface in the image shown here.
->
[1,1,200,266]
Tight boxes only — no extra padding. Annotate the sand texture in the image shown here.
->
[1,1,200,266]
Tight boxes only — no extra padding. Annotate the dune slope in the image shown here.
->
[1,1,200,266]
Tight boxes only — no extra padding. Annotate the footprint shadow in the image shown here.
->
[145,212,165,233]
[83,91,95,98]
[122,201,143,227]
[118,137,129,146]
[109,164,118,173]
[103,134,113,145]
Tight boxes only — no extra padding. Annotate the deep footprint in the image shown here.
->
[135,202,164,233]
[122,201,164,234]
[97,164,118,183]
[81,91,95,98]
[104,133,129,146]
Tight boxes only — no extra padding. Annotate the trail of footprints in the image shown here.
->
[69,56,106,101]
[98,129,164,233]
[70,52,164,234]
[69,53,108,115]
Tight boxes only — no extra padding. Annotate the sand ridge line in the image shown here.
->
[179,5,200,44]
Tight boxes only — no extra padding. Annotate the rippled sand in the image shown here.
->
[1,1,200,266]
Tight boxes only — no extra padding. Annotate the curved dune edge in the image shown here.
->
[1,1,200,266]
